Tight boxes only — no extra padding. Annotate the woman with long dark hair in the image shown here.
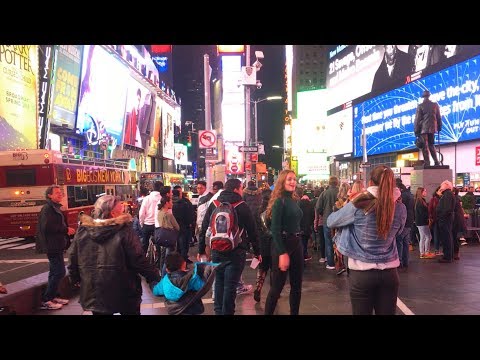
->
[327,165,407,315]
[264,170,304,315]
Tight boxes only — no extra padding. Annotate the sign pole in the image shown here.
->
[204,54,213,189]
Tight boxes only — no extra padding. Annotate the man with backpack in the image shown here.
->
[197,178,261,315]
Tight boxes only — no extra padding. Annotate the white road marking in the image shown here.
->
[397,297,415,315]
[8,243,36,250]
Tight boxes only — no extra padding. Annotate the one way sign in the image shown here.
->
[238,146,258,152]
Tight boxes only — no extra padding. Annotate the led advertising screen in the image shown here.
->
[161,98,176,160]
[148,96,162,157]
[296,90,328,154]
[123,77,153,149]
[221,55,245,143]
[76,45,129,148]
[326,105,353,156]
[353,53,480,157]
[174,143,190,165]
[50,45,83,129]
[0,45,38,150]
[326,45,480,111]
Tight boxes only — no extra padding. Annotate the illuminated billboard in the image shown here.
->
[161,98,179,160]
[217,45,245,54]
[221,55,245,143]
[76,45,129,148]
[0,45,38,150]
[174,143,189,165]
[123,77,153,149]
[326,45,480,111]
[353,53,480,157]
[225,145,244,175]
[50,45,83,129]
[326,105,353,156]
[296,90,328,154]
[148,96,162,156]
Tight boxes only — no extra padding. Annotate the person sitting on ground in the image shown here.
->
[152,251,218,315]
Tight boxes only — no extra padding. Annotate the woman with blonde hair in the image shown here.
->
[264,170,304,315]
[327,165,406,315]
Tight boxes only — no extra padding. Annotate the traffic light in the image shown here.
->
[187,134,192,147]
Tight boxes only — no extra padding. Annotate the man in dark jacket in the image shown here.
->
[36,185,76,310]
[296,187,314,261]
[243,180,263,217]
[437,180,456,263]
[414,89,442,167]
[395,178,414,268]
[197,178,261,315]
[172,188,195,264]
[316,176,339,269]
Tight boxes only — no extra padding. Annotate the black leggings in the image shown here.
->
[264,234,304,315]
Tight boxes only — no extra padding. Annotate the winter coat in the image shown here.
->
[243,186,263,216]
[172,196,194,230]
[152,261,218,315]
[36,199,69,254]
[299,195,314,237]
[67,213,160,314]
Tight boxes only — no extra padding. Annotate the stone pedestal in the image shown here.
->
[410,167,453,201]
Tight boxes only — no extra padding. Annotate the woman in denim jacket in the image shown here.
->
[327,165,406,315]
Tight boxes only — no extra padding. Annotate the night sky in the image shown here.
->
[173,45,285,170]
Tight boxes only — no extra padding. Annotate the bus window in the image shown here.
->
[6,168,36,186]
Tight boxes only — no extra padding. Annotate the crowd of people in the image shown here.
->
[27,165,472,316]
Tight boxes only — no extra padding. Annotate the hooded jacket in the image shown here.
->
[242,186,263,216]
[36,199,69,254]
[198,190,260,256]
[67,213,160,314]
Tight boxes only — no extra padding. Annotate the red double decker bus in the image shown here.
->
[0,149,135,240]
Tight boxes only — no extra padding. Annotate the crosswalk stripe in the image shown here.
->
[0,238,26,245]
[8,243,36,250]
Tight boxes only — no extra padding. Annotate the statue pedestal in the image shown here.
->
[410,167,453,201]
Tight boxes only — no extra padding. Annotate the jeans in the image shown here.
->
[142,224,155,253]
[323,225,335,267]
[301,234,310,258]
[438,219,454,261]
[177,228,191,262]
[211,248,247,315]
[432,222,440,251]
[313,226,325,258]
[349,268,399,315]
[265,234,304,315]
[417,225,432,255]
[396,226,411,267]
[43,252,66,302]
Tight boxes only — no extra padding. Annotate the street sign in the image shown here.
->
[198,130,217,149]
[238,146,258,152]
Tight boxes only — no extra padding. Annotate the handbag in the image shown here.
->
[146,238,157,266]
[155,227,179,248]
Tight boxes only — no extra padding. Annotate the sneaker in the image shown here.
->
[40,301,63,310]
[460,241,468,246]
[326,265,336,270]
[434,250,443,256]
[319,257,326,263]
[304,255,313,261]
[53,297,69,305]
[336,268,346,275]
[236,284,253,295]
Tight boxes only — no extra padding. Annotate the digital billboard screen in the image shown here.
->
[353,53,480,157]
[0,45,38,150]
[326,105,353,156]
[327,45,480,111]
[76,45,129,148]
[50,45,83,129]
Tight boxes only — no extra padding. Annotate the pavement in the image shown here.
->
[3,238,476,315]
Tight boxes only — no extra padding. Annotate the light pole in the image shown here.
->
[252,96,282,144]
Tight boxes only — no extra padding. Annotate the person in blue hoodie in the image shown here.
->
[152,252,219,315]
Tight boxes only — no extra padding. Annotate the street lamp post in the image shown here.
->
[252,96,282,144]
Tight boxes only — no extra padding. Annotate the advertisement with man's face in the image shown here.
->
[50,45,83,129]
[0,45,38,150]
[353,52,480,157]
[161,98,176,160]
[326,45,480,111]
[148,96,162,157]
[123,77,152,149]
[76,45,129,149]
